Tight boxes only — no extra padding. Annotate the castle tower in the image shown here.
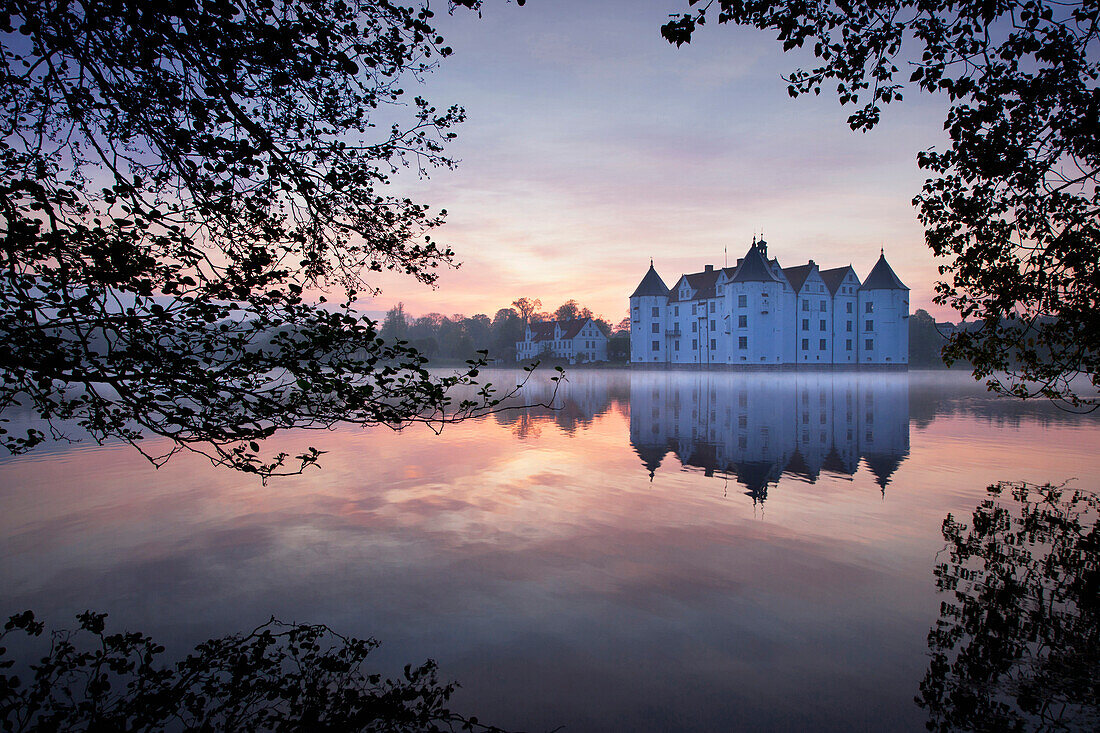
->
[857,252,909,365]
[630,261,670,363]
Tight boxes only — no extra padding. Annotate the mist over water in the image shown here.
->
[1,370,1097,731]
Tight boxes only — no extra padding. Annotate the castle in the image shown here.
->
[630,238,909,367]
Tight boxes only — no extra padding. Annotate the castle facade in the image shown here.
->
[630,239,909,367]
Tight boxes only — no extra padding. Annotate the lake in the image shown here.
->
[1,369,1098,731]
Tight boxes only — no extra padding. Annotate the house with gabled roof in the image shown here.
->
[629,238,908,367]
[516,318,608,363]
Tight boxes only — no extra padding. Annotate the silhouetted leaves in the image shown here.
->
[918,482,1100,731]
[0,1,542,477]
[662,1,1100,408]
[0,611,513,732]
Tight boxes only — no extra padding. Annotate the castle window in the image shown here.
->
[865,320,873,331]
[738,315,747,328]
[738,336,747,349]
[738,295,747,307]
[692,339,698,350]
[865,302,874,313]
[846,302,853,313]
[675,341,680,351]
[651,306,659,317]
[820,319,827,331]
[709,302,716,313]
[865,338,874,350]
[820,300,826,311]
[846,339,852,351]
[819,338,827,350]
[802,300,809,312]
[651,322,659,333]
[692,321,697,333]
[652,340,660,351]
[846,321,853,332]
[802,318,809,330]
[691,303,697,315]
[801,338,809,350]
[710,320,716,331]
[673,305,679,317]
[710,339,717,350]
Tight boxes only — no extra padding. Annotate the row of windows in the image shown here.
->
[656,337,877,353]
[656,314,877,335]
[641,297,875,319]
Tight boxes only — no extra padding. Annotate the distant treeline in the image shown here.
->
[378,298,631,363]
[379,303,964,366]
[910,309,953,368]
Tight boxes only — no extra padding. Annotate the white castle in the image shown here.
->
[630,238,909,367]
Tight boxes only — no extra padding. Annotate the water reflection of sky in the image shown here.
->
[1,370,1098,731]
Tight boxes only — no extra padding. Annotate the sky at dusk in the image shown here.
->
[362,0,957,323]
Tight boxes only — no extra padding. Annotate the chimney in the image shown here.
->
[705,264,714,272]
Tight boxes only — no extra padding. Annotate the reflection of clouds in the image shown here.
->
[3,369,1100,731]
[348,0,950,322]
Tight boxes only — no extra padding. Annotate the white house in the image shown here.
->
[629,238,909,367]
[516,318,609,363]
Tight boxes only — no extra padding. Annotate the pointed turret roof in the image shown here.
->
[861,252,908,290]
[730,241,781,283]
[631,441,668,480]
[630,262,670,298]
[864,452,906,490]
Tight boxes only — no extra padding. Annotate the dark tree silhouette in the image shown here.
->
[918,482,1100,731]
[0,611,514,732]
[663,0,1100,408]
[0,1,534,477]
[510,298,541,325]
[909,309,948,368]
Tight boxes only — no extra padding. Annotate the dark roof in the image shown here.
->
[631,442,668,480]
[782,263,815,292]
[861,253,908,290]
[783,448,820,483]
[732,460,779,503]
[819,266,858,295]
[730,243,781,283]
[630,263,670,298]
[821,446,857,477]
[669,268,721,302]
[864,451,906,490]
[527,318,593,342]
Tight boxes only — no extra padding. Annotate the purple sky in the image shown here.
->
[363,0,955,322]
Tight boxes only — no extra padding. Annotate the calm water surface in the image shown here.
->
[1,369,1098,731]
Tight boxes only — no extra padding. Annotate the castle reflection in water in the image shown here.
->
[497,371,910,502]
[629,373,909,501]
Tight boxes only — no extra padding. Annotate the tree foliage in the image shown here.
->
[0,0,537,477]
[510,297,541,324]
[918,482,1100,731]
[373,298,617,363]
[0,610,511,732]
[663,0,1100,408]
[909,308,948,367]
